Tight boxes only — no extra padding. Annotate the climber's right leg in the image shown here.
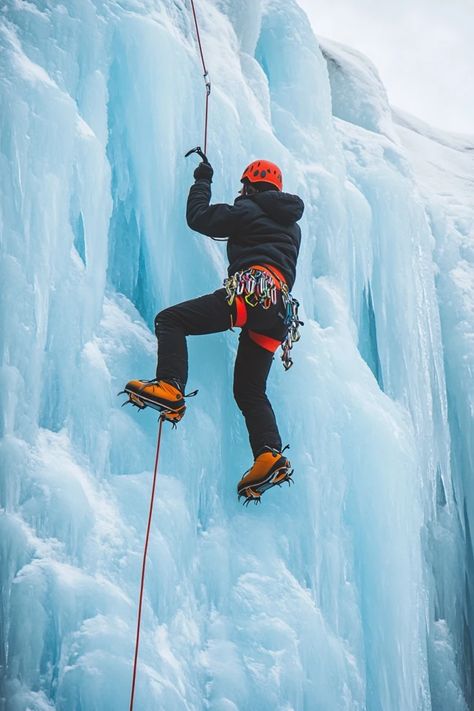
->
[123,289,231,421]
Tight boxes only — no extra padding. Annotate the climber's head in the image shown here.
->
[240,160,282,195]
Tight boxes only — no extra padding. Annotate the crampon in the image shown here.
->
[119,379,197,424]
[237,448,293,506]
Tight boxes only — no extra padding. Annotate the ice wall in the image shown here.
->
[394,109,474,705]
[0,1,472,709]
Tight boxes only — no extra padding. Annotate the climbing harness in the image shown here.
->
[189,0,211,154]
[129,416,165,711]
[224,266,279,310]
[224,265,304,370]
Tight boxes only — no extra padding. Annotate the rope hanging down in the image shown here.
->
[129,416,165,711]
[129,9,211,707]
[190,0,211,153]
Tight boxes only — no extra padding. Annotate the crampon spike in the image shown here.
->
[238,487,262,506]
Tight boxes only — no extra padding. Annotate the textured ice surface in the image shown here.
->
[0,1,473,709]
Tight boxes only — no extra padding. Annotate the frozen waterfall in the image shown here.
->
[1,1,473,709]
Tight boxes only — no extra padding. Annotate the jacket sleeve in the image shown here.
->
[186,180,246,238]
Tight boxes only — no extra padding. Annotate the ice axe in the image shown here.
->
[184,146,210,164]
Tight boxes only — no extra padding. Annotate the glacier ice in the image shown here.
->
[0,0,473,709]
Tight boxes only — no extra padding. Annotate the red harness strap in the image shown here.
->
[233,295,248,327]
[232,265,287,349]
[233,300,281,352]
[251,263,287,288]
[248,330,281,353]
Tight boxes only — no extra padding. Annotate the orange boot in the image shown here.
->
[237,447,293,505]
[122,379,186,423]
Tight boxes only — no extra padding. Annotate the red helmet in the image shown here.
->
[241,160,283,191]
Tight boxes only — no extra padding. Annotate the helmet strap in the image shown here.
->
[242,183,258,196]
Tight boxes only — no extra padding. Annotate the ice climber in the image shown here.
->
[124,159,304,503]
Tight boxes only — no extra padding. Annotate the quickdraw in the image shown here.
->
[224,267,278,310]
[280,292,303,371]
[223,267,303,370]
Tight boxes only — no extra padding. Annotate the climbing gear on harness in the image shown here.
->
[129,415,165,711]
[280,294,303,371]
[237,446,293,505]
[241,160,283,191]
[224,263,303,369]
[188,0,211,154]
[120,379,197,423]
[224,265,280,311]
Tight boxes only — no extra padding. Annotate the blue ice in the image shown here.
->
[1,1,473,709]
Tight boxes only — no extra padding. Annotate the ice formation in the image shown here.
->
[0,1,473,709]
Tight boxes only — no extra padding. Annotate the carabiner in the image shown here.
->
[245,292,259,308]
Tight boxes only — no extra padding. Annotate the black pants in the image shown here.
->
[154,288,287,457]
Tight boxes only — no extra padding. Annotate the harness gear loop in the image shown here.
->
[189,0,211,154]
[129,416,165,711]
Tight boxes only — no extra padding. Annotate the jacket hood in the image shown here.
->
[237,191,304,226]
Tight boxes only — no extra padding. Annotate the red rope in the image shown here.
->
[190,0,211,153]
[190,0,207,77]
[129,416,165,711]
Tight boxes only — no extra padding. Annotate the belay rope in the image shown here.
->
[129,3,210,707]
[189,0,211,154]
[129,416,165,711]
[185,2,228,241]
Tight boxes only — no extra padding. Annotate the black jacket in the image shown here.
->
[186,179,304,290]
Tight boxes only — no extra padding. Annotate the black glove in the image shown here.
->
[193,161,213,182]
